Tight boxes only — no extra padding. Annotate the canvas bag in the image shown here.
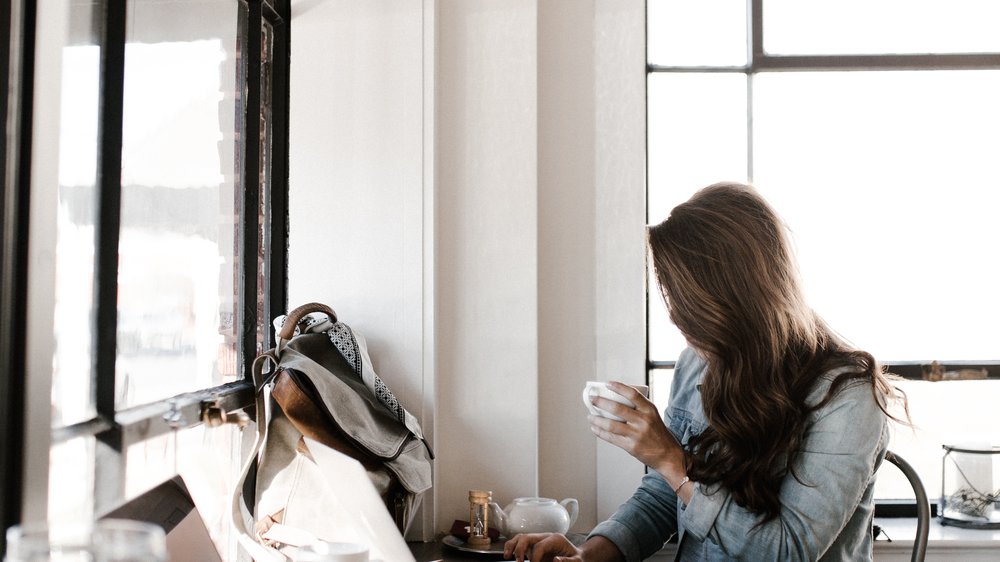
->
[231,303,433,558]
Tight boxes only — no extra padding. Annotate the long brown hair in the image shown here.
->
[647,182,906,521]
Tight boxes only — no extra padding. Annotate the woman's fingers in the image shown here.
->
[606,381,655,411]
[589,399,679,469]
[605,380,639,398]
[503,533,580,562]
[589,395,632,422]
[504,533,546,562]
[589,395,654,425]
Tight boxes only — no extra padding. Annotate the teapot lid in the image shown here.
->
[512,497,557,505]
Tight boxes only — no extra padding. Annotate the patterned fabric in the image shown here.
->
[327,322,406,424]
[328,322,362,374]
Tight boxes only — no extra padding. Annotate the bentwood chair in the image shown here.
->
[883,450,930,562]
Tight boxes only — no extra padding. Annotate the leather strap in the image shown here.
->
[277,302,337,341]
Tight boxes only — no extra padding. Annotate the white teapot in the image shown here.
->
[488,497,579,536]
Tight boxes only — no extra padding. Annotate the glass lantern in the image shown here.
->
[940,444,1000,529]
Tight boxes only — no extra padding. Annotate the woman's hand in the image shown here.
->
[503,533,581,562]
[588,382,687,485]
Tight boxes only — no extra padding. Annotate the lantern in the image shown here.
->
[940,444,1000,529]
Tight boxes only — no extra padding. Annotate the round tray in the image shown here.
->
[441,534,507,556]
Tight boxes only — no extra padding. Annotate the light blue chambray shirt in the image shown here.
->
[590,347,889,561]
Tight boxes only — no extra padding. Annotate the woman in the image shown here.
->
[505,182,906,561]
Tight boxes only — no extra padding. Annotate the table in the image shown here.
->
[409,539,485,561]
[408,533,589,562]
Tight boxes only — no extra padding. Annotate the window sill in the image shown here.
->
[873,516,1000,549]
[643,519,1000,561]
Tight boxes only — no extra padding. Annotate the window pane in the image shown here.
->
[765,0,1000,55]
[647,73,748,361]
[53,1,100,427]
[649,368,675,417]
[117,0,243,409]
[753,70,1000,361]
[877,380,1000,501]
[648,0,747,67]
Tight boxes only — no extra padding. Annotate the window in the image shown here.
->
[2,0,288,558]
[647,0,1000,508]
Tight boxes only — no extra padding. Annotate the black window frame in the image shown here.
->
[0,0,289,551]
[1,0,35,555]
[645,0,1000,519]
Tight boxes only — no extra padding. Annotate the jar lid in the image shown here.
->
[942,443,1000,454]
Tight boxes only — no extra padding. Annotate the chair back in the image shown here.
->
[884,450,930,562]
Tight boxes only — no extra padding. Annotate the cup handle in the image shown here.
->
[582,387,599,416]
[560,498,579,528]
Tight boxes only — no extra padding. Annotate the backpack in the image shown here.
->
[231,303,433,558]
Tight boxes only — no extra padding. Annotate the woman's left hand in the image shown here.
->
[588,381,685,477]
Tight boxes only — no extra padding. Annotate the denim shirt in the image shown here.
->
[590,348,889,561]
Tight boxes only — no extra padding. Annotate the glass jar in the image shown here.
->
[4,519,167,562]
[940,444,1000,529]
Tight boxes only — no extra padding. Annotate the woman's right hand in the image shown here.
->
[504,533,626,562]
[503,533,581,562]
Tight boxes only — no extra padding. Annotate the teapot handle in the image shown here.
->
[560,498,579,528]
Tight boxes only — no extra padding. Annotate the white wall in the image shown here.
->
[287,0,646,538]
[287,0,434,537]
[435,0,543,528]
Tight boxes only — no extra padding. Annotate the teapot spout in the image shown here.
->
[559,498,579,529]
[488,501,507,535]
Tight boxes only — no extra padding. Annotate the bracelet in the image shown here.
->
[673,475,690,493]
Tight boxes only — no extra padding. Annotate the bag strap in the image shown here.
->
[232,302,334,545]
[231,352,284,562]
[277,302,338,341]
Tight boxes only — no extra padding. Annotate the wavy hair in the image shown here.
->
[647,182,906,521]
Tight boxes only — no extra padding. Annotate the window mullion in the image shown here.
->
[1,0,36,552]
[93,0,127,425]
[265,5,288,342]
[91,0,128,518]
[749,0,763,67]
[240,0,263,379]
[755,53,1000,71]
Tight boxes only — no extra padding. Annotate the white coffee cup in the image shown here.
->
[294,541,369,562]
[582,381,649,422]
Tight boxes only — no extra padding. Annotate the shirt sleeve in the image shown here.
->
[585,349,705,562]
[589,471,679,562]
[679,379,888,560]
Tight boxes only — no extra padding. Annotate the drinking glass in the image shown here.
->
[92,520,167,562]
[4,519,167,562]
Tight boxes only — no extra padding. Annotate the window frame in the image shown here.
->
[1,0,289,546]
[1,0,35,554]
[646,0,1000,518]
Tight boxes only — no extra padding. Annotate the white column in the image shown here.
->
[536,0,600,532]
[434,0,541,529]
[592,0,648,522]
